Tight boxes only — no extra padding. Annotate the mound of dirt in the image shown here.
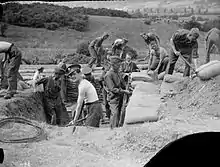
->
[168,75,220,119]
[0,91,47,122]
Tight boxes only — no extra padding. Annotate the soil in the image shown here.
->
[0,71,220,167]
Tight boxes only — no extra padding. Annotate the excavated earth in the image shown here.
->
[1,67,220,167]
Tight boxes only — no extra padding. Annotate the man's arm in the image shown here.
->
[73,84,86,121]
[147,50,153,71]
[105,73,127,94]
[35,77,48,86]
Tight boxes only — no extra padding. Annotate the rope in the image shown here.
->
[0,117,46,143]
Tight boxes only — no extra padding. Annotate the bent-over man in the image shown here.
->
[167,28,200,77]
[104,56,131,129]
[88,33,109,68]
[69,67,103,127]
[147,40,169,74]
[112,38,128,59]
[0,41,22,99]
[35,67,69,125]
[205,28,220,63]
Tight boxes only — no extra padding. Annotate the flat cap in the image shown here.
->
[81,66,92,75]
[109,56,123,64]
[67,64,81,69]
[54,67,66,75]
[37,67,44,71]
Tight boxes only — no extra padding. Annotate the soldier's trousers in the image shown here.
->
[7,45,22,94]
[85,101,103,127]
[166,49,192,77]
[88,46,101,67]
[158,57,169,74]
[60,75,67,103]
[109,97,124,129]
[102,88,111,119]
[43,96,70,125]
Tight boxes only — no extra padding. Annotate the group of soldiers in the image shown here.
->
[0,25,215,129]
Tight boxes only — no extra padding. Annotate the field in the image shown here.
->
[0,13,220,167]
[0,15,181,63]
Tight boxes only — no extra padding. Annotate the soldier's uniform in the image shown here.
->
[120,61,139,73]
[167,28,199,77]
[0,42,22,99]
[88,33,109,68]
[104,56,127,129]
[35,67,70,125]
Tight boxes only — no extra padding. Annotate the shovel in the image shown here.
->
[65,116,88,134]
[178,54,198,77]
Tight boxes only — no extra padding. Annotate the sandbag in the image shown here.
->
[197,60,220,80]
[131,72,153,82]
[158,71,166,80]
[137,64,148,70]
[196,60,220,72]
[131,81,145,88]
[163,73,184,83]
[125,83,159,124]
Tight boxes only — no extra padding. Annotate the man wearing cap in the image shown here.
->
[82,66,96,85]
[69,67,103,127]
[88,33,109,68]
[104,56,131,129]
[111,38,128,59]
[166,28,200,77]
[35,67,69,125]
[120,53,140,73]
[0,41,22,99]
[147,40,169,75]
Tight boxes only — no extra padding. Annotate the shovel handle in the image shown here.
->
[179,54,196,73]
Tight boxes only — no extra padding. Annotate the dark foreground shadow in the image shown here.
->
[144,132,220,167]
[0,148,3,164]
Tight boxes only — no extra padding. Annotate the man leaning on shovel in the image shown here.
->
[166,28,200,77]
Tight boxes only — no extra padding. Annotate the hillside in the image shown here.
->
[0,15,180,62]
[18,0,220,11]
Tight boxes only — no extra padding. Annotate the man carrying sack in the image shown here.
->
[166,28,200,77]
[0,41,22,99]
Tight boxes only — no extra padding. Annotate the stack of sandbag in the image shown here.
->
[137,64,148,70]
[130,71,153,82]
[125,82,160,124]
[196,60,220,80]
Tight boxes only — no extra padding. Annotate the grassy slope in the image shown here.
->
[0,15,181,62]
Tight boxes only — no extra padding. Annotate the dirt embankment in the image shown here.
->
[0,91,47,122]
